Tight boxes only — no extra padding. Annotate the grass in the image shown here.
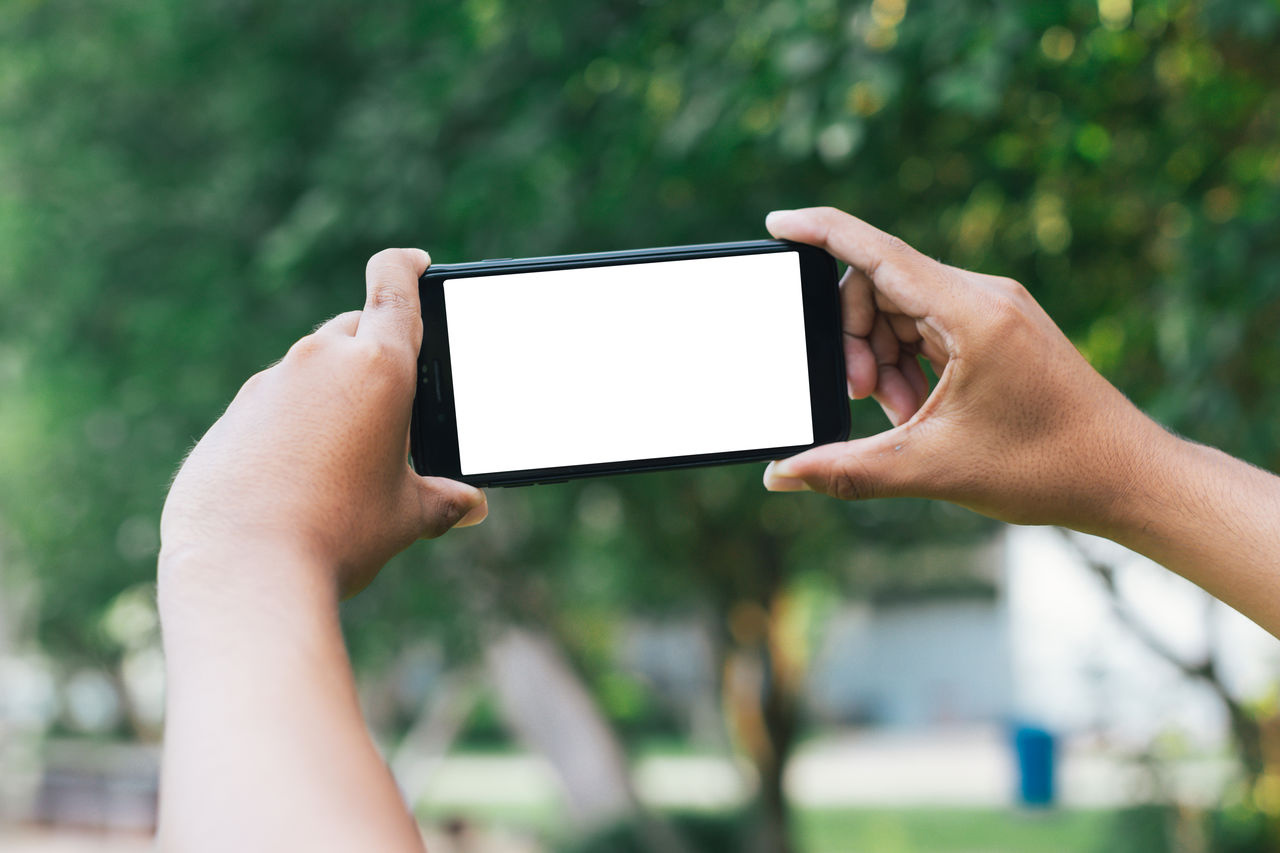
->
[418,802,567,837]
[798,807,1112,853]
[417,803,1115,852]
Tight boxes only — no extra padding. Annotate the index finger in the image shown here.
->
[358,248,431,352]
[765,207,957,320]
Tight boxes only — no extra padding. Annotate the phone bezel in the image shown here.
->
[411,239,848,487]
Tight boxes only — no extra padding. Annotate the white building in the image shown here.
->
[808,525,1280,750]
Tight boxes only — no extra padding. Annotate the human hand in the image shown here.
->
[160,249,487,598]
[763,207,1168,534]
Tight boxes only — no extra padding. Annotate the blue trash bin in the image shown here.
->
[1012,725,1056,807]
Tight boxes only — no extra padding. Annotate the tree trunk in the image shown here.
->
[485,625,691,853]
[723,569,803,853]
[727,627,799,853]
[486,625,637,828]
[389,670,481,810]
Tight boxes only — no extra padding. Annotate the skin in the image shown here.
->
[762,207,1280,632]
[157,249,485,853]
[157,208,1280,851]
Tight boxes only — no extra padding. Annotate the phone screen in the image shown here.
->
[442,251,814,476]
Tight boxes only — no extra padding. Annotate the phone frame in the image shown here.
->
[411,238,848,487]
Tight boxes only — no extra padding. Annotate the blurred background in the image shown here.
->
[4,0,1280,850]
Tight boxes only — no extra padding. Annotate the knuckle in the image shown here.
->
[990,276,1032,308]
[237,368,270,397]
[313,310,361,334]
[881,232,907,253]
[440,498,467,530]
[355,338,394,367]
[365,248,425,312]
[286,334,324,361]
[880,232,916,261]
[994,275,1025,296]
[827,457,875,502]
[355,338,413,382]
[368,281,414,313]
[985,290,1026,331]
[420,491,466,538]
[872,233,926,285]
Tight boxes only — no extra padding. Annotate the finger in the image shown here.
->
[766,207,958,319]
[313,310,363,338]
[845,334,877,399]
[838,266,877,338]
[889,312,921,344]
[871,363,918,426]
[358,248,431,353]
[919,331,949,370]
[411,476,488,539]
[873,290,908,317]
[868,314,900,367]
[763,425,920,501]
[900,348,930,403]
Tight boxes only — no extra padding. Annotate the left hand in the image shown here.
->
[160,248,487,598]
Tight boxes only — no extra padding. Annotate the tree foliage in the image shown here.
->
[2,0,1278,700]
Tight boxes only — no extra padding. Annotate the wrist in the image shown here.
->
[157,539,338,626]
[157,540,350,707]
[1076,410,1182,544]
[1086,416,1230,566]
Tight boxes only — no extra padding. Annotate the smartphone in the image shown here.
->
[410,239,848,487]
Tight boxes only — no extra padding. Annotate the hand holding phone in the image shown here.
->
[161,249,488,599]
[411,240,849,486]
[762,207,1162,530]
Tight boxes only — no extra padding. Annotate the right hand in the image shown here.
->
[763,206,1169,534]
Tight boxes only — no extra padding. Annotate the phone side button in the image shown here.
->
[480,258,513,263]
[537,480,568,486]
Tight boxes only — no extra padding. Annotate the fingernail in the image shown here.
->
[456,501,488,528]
[763,461,810,492]
[765,209,796,226]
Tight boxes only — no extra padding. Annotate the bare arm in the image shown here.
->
[763,207,1280,635]
[156,250,487,852]
[1110,435,1280,630]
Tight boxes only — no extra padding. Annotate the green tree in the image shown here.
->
[4,0,1280,849]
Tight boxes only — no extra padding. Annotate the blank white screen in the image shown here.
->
[444,251,813,475]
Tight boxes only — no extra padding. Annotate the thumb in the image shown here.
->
[412,476,488,538]
[763,425,925,501]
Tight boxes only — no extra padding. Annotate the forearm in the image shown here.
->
[1106,430,1280,635]
[156,548,423,853]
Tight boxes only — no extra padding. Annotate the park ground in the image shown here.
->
[0,725,1235,852]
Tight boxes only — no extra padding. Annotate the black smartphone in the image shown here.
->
[410,239,848,487]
